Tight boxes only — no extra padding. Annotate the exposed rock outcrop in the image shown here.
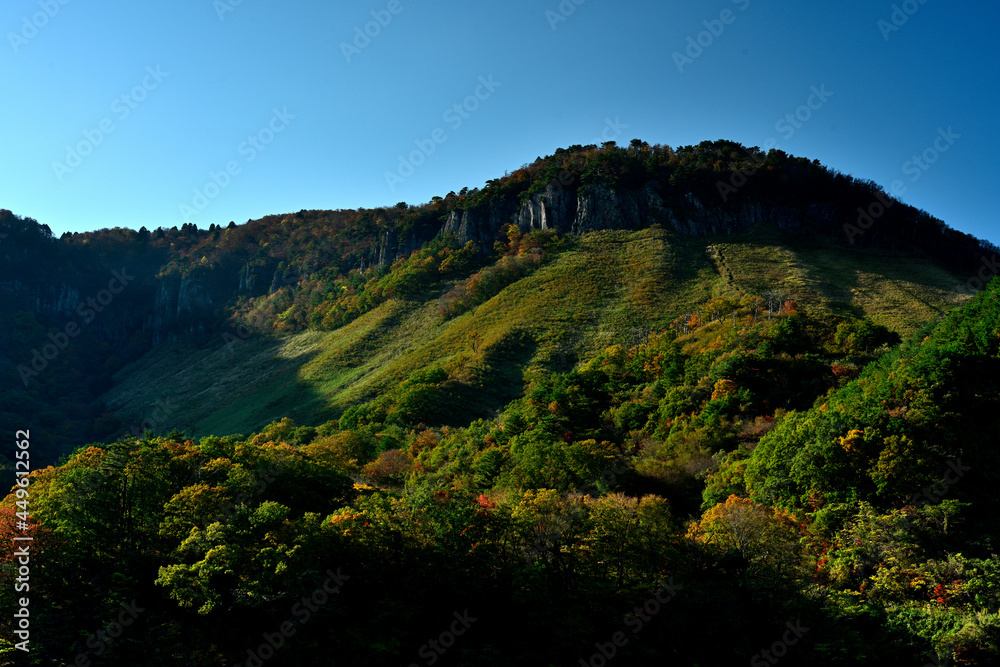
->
[374,228,422,266]
[146,277,214,344]
[177,278,213,314]
[442,200,519,247]
[0,280,81,315]
[513,183,577,234]
[238,265,257,294]
[53,284,80,315]
[440,180,806,246]
[669,193,800,235]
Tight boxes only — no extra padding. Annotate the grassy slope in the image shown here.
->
[101,225,973,439]
[707,227,971,335]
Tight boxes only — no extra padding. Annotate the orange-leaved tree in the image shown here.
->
[687,494,802,586]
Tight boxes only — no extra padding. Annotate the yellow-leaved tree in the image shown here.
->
[687,495,803,588]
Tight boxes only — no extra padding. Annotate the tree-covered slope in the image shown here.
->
[100,222,973,446]
[4,140,997,465]
[743,273,1000,512]
[5,275,998,665]
[2,139,1000,665]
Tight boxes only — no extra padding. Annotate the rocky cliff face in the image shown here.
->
[177,278,213,313]
[374,229,422,267]
[52,283,81,315]
[0,279,81,315]
[238,265,257,294]
[146,277,214,344]
[442,199,520,248]
[513,183,578,234]
[669,193,801,235]
[440,181,806,246]
[571,183,665,234]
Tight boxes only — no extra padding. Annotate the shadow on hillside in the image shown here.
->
[108,321,540,444]
[107,332,329,443]
[443,326,539,426]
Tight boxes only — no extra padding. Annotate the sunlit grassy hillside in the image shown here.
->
[102,224,973,439]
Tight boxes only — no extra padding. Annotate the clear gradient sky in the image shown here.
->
[1,0,997,245]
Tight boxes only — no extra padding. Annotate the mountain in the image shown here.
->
[2,139,999,665]
[2,140,994,467]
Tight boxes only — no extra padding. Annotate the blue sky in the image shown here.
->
[1,0,997,246]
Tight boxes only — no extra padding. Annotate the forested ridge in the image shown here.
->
[3,141,995,466]
[2,140,999,665]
